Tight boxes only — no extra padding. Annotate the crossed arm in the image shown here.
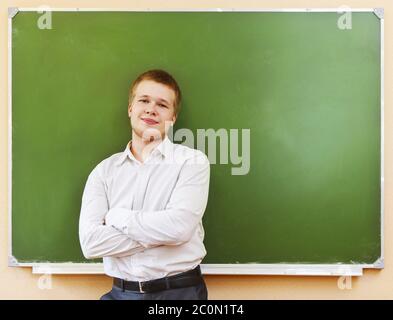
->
[78,167,146,259]
[79,154,210,259]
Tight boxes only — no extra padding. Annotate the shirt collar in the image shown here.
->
[115,136,173,166]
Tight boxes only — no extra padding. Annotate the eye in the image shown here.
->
[139,99,149,103]
[159,104,168,108]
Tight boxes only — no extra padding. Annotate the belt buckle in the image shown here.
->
[139,281,145,293]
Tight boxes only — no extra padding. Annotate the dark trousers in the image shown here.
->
[100,277,208,300]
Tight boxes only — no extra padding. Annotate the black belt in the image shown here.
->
[113,265,203,293]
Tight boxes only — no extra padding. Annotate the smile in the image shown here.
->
[141,117,159,125]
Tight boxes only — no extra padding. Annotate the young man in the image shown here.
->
[79,69,210,300]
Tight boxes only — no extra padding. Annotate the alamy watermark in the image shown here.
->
[337,276,352,290]
[37,6,52,30]
[37,273,52,290]
[337,5,352,30]
[140,121,251,175]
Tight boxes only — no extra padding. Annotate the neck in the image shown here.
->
[130,131,163,163]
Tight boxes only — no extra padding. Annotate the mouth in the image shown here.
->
[141,117,159,125]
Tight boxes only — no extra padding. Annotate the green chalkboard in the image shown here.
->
[11,10,382,266]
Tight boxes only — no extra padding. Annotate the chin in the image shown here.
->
[142,128,164,140]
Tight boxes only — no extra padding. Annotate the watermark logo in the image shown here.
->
[138,121,251,175]
[174,127,250,175]
[37,6,52,30]
[337,276,352,290]
[337,6,352,30]
[37,273,52,290]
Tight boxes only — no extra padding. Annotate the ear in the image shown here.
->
[128,103,132,117]
[171,113,177,125]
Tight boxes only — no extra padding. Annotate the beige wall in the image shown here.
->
[1,0,391,300]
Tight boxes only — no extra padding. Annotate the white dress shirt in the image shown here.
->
[79,136,210,281]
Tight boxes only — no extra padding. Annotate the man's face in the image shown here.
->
[128,80,177,141]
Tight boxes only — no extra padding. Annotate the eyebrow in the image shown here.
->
[138,95,170,105]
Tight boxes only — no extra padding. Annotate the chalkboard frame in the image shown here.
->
[7,7,384,276]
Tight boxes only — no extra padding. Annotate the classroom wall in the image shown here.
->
[0,0,392,300]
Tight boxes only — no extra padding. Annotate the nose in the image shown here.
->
[144,102,157,116]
